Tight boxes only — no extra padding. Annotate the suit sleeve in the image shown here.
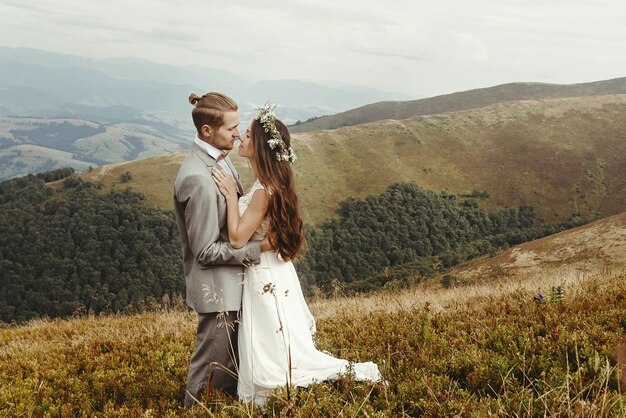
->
[178,174,261,267]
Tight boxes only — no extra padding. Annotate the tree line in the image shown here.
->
[0,172,182,323]
[0,172,585,322]
[295,183,585,294]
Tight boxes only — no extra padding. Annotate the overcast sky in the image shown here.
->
[1,0,625,98]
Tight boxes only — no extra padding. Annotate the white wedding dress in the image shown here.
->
[236,179,382,405]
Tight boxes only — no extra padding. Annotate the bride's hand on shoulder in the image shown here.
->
[212,168,237,200]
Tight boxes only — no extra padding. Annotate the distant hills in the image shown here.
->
[0,46,408,179]
[290,77,626,133]
[0,46,406,125]
[0,117,187,181]
[82,94,626,226]
[3,49,625,222]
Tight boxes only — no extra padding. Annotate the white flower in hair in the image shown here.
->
[254,103,297,164]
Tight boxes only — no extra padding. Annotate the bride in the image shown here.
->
[211,104,382,405]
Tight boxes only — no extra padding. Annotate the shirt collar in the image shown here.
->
[194,135,227,161]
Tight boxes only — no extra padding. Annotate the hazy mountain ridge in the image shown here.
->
[0,46,247,92]
[0,47,408,179]
[81,94,626,227]
[0,47,406,124]
[290,77,626,133]
[0,57,197,115]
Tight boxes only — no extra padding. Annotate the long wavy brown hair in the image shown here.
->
[249,118,305,260]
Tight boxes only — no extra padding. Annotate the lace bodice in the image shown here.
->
[238,179,268,240]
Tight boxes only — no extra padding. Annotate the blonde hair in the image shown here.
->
[188,92,238,133]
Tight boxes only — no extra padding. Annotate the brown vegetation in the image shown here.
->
[447,211,626,286]
[2,210,625,416]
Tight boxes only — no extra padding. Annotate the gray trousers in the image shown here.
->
[184,311,239,407]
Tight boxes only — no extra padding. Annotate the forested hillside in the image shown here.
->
[0,172,585,323]
[0,171,182,322]
[298,183,584,294]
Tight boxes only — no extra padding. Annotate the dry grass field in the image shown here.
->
[2,211,625,416]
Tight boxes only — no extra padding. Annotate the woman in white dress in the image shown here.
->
[212,104,381,405]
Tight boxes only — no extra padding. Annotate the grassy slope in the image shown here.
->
[447,211,626,285]
[81,94,626,226]
[290,77,626,133]
[2,217,625,416]
[77,151,188,209]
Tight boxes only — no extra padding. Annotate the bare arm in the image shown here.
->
[212,168,269,249]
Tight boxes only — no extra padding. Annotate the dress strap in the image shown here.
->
[249,179,265,194]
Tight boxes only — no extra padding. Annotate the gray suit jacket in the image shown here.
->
[174,143,261,313]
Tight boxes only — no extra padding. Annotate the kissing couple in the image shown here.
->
[173,91,382,407]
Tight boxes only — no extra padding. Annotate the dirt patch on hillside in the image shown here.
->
[451,212,626,284]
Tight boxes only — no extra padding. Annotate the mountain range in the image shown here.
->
[290,77,626,132]
[0,46,407,123]
[0,47,409,180]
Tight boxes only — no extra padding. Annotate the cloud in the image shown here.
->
[1,0,625,97]
[352,49,429,62]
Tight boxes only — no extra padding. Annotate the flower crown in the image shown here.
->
[254,103,297,164]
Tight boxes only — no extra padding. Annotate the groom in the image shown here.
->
[174,91,266,407]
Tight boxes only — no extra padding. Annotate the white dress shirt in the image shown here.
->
[194,135,234,176]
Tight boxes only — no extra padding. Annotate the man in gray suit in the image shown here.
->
[174,92,267,407]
